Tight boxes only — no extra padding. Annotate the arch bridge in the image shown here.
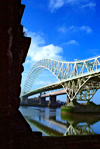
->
[21,56,100,102]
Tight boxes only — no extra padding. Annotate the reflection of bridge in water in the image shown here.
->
[25,110,100,136]
[64,124,94,136]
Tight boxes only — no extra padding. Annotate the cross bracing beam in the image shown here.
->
[22,56,100,101]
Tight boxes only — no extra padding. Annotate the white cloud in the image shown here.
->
[59,25,92,33]
[80,26,92,33]
[35,81,52,85]
[87,49,99,56]
[49,0,65,12]
[59,26,67,33]
[80,2,96,9]
[49,0,93,12]
[24,28,63,64]
[22,72,29,76]
[59,25,76,33]
[69,26,75,30]
[64,40,79,45]
[49,0,79,12]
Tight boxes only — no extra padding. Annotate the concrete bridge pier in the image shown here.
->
[40,97,46,105]
[49,116,56,120]
[21,96,28,104]
[49,95,56,108]
[67,96,70,103]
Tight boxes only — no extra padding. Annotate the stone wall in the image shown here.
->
[0,0,32,148]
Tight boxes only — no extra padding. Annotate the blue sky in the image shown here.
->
[21,0,100,103]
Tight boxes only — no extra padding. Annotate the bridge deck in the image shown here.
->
[21,69,100,97]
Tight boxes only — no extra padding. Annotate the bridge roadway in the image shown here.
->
[22,68,100,98]
[22,80,63,97]
[41,89,66,97]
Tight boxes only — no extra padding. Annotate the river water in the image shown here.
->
[19,106,100,136]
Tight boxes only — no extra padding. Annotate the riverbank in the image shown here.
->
[61,100,100,114]
[20,103,48,107]
[20,103,62,108]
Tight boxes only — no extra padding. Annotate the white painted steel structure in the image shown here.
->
[64,124,94,136]
[22,56,100,101]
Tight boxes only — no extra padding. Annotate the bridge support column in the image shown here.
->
[49,95,56,108]
[49,116,56,120]
[21,96,28,104]
[67,95,70,103]
[40,97,46,105]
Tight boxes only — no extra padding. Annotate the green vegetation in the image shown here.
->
[61,101,100,114]
[86,101,97,107]
[61,106,74,113]
[85,101,100,109]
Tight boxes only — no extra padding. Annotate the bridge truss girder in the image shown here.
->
[22,56,100,101]
[62,75,100,101]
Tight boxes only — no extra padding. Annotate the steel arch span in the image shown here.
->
[22,56,100,101]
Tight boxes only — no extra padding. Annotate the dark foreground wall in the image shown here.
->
[0,0,32,148]
[0,0,100,148]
